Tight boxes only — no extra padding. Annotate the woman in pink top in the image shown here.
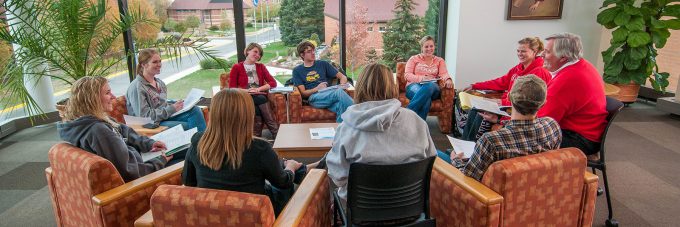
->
[405,36,453,120]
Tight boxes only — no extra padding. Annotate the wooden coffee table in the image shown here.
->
[273,123,339,158]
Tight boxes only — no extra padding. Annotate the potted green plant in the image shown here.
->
[0,0,226,118]
[597,0,680,102]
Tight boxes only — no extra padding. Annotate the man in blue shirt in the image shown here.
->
[292,41,353,122]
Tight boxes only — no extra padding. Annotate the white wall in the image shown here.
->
[446,0,604,88]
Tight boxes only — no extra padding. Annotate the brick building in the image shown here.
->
[167,0,253,28]
[323,0,428,54]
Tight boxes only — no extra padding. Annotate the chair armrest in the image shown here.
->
[430,159,503,227]
[288,88,303,123]
[579,171,599,227]
[134,210,154,227]
[274,169,332,227]
[433,159,502,204]
[92,161,184,206]
[437,80,454,109]
[268,92,287,125]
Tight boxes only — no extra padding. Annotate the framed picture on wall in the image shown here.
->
[507,0,564,20]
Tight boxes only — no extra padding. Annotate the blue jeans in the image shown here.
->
[160,106,207,132]
[406,82,441,120]
[437,149,452,163]
[308,89,354,123]
[265,183,295,216]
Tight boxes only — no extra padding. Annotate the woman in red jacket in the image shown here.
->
[458,37,551,140]
[229,43,279,138]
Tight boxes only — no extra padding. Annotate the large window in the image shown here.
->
[651,30,680,94]
[342,0,442,80]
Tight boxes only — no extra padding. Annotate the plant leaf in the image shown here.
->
[663,19,680,29]
[651,29,671,48]
[651,18,667,29]
[612,27,629,43]
[624,53,642,70]
[627,31,651,47]
[597,7,621,25]
[614,11,631,26]
[604,52,625,77]
[625,16,645,31]
[628,46,648,60]
[661,4,680,17]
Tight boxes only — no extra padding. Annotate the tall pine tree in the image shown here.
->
[279,0,325,46]
[424,0,439,40]
[382,0,424,69]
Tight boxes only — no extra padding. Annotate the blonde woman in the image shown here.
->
[57,76,172,182]
[404,36,453,120]
[126,49,207,132]
[182,89,303,215]
[326,63,437,202]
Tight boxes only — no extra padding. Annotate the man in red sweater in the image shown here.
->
[538,33,607,155]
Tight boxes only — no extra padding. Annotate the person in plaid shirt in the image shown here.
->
[441,75,561,181]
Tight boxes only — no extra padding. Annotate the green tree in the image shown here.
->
[175,22,188,33]
[248,3,281,22]
[280,0,325,46]
[382,0,424,69]
[309,33,321,47]
[163,19,178,32]
[424,0,439,40]
[185,15,201,31]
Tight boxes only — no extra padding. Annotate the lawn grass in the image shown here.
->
[226,41,293,64]
[166,69,228,100]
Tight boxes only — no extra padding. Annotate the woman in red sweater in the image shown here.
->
[229,43,279,138]
[459,37,551,140]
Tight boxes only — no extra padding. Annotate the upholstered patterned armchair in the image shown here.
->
[396,62,455,133]
[286,87,354,123]
[134,169,332,227]
[429,148,599,227]
[45,143,183,227]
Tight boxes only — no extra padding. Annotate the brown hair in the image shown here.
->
[62,76,118,126]
[198,88,255,170]
[518,37,545,54]
[244,42,264,60]
[354,63,399,103]
[136,49,159,76]
[296,41,315,59]
[419,35,435,47]
[508,75,547,115]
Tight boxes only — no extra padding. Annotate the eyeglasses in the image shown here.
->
[304,49,315,54]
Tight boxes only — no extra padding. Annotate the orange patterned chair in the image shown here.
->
[396,62,455,133]
[220,72,287,125]
[429,147,599,227]
[45,142,183,227]
[286,86,354,123]
[134,169,333,227]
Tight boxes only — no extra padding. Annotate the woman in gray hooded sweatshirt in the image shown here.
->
[325,63,437,202]
[57,76,172,182]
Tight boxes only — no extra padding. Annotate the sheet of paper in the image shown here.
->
[212,86,221,97]
[309,127,335,140]
[447,135,475,159]
[171,88,205,117]
[468,94,510,117]
[318,83,350,93]
[419,78,441,84]
[270,87,294,93]
[123,115,153,126]
[142,125,198,162]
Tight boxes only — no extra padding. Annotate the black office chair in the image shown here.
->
[334,156,437,227]
[589,96,624,227]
